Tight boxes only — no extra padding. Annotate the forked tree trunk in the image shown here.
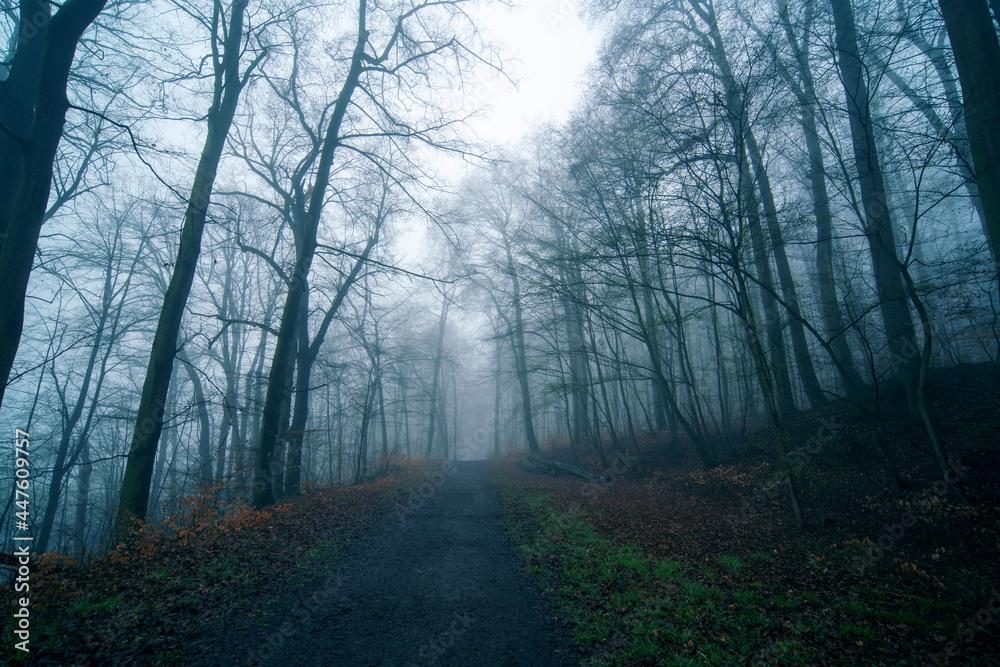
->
[253,2,370,507]
[830,0,919,405]
[776,0,867,395]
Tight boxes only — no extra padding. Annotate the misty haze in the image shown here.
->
[2,0,999,664]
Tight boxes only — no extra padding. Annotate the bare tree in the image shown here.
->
[0,0,109,411]
[117,0,270,527]
[938,0,1000,281]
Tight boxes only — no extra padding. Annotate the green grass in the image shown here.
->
[716,554,743,574]
[488,477,979,665]
[69,594,122,615]
[491,484,814,665]
[840,624,876,640]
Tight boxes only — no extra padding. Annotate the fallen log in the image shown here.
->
[520,454,611,483]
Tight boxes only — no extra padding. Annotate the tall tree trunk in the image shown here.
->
[741,151,798,416]
[424,290,450,457]
[582,327,609,468]
[502,232,540,453]
[565,242,592,447]
[438,383,450,460]
[271,337,297,499]
[708,271,733,444]
[775,0,868,396]
[401,375,412,457]
[939,0,1000,281]
[356,375,375,483]
[337,384,344,484]
[635,206,669,430]
[830,0,919,407]
[629,257,716,468]
[376,338,389,460]
[177,348,213,486]
[253,1,369,507]
[736,266,806,527]
[693,0,796,416]
[117,0,258,526]
[0,0,108,411]
[587,317,624,461]
[236,328,268,500]
[36,262,116,553]
[216,381,237,489]
[282,291,312,497]
[493,334,503,456]
[804,100,868,394]
[744,130,827,407]
[73,438,91,555]
[150,377,178,518]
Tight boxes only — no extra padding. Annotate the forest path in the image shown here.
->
[256,460,572,666]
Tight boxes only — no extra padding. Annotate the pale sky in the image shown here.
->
[463,0,603,143]
[396,1,603,265]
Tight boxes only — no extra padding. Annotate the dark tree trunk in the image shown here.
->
[284,235,376,495]
[117,0,257,526]
[424,290,450,457]
[493,333,503,456]
[502,232,540,453]
[939,0,1000,281]
[36,321,104,554]
[253,1,369,507]
[744,130,827,407]
[736,267,805,527]
[0,0,50,225]
[177,349,213,486]
[634,206,669,430]
[73,437,92,555]
[777,0,867,396]
[830,0,919,404]
[0,0,108,411]
[694,0,798,416]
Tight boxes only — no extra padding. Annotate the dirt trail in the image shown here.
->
[246,460,572,666]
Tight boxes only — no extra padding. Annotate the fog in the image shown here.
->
[1,0,997,557]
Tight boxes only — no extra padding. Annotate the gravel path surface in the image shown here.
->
[250,460,573,666]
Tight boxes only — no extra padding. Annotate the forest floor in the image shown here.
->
[6,363,998,666]
[3,459,433,664]
[4,458,575,666]
[488,363,1000,666]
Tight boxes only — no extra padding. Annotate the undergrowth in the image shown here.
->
[4,456,432,665]
[490,475,999,666]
